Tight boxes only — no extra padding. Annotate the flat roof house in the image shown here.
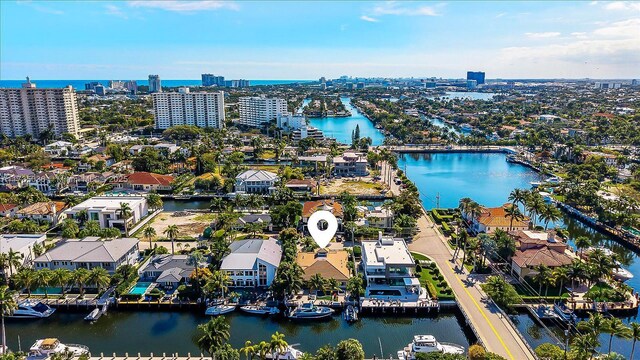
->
[220,239,282,288]
[33,237,139,273]
[63,196,148,235]
[333,152,368,177]
[0,234,47,273]
[361,232,421,301]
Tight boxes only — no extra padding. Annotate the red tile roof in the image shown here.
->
[127,172,174,186]
[0,203,17,212]
[302,200,343,218]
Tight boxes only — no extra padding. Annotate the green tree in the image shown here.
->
[86,267,111,293]
[118,202,133,236]
[147,193,163,211]
[335,339,365,360]
[61,218,79,239]
[197,316,231,358]
[164,224,179,254]
[51,268,72,295]
[314,345,335,360]
[34,268,52,297]
[269,332,288,360]
[603,317,631,354]
[143,226,157,251]
[71,268,90,297]
[575,236,592,258]
[570,333,599,360]
[534,343,564,360]
[307,273,326,295]
[0,285,17,353]
[630,322,640,360]
[481,275,522,310]
[13,268,37,296]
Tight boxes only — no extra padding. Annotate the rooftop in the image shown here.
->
[236,170,279,182]
[362,234,414,267]
[34,237,139,263]
[220,238,282,270]
[65,196,146,212]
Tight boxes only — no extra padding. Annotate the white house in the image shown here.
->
[361,232,421,301]
[235,170,279,194]
[63,196,148,233]
[220,239,282,288]
[0,234,47,272]
[33,237,139,273]
[44,141,73,156]
[333,152,368,177]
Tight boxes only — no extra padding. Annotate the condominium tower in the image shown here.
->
[0,78,80,138]
[238,96,288,127]
[152,88,225,129]
[148,75,162,93]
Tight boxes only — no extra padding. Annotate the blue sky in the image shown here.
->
[1,1,639,79]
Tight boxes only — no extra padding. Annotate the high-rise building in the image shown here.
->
[238,96,288,127]
[85,82,100,91]
[148,75,162,93]
[94,85,106,96]
[152,88,225,129]
[466,80,477,89]
[0,78,80,138]
[109,80,126,90]
[202,74,225,87]
[125,80,138,94]
[466,71,485,85]
[224,79,250,88]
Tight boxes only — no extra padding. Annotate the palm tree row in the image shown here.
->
[12,267,111,297]
[574,313,640,359]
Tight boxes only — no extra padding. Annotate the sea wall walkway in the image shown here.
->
[408,212,537,360]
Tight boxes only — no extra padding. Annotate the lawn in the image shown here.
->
[514,280,570,301]
[584,282,626,302]
[411,252,454,301]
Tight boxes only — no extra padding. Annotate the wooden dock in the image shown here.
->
[359,298,440,314]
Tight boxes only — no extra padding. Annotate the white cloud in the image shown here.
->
[127,1,238,12]
[571,32,589,39]
[593,18,640,37]
[369,2,441,17]
[525,32,561,39]
[105,4,128,19]
[360,15,379,22]
[604,1,640,11]
[17,1,64,15]
[495,12,507,18]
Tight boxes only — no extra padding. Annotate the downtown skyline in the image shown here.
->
[1,0,639,80]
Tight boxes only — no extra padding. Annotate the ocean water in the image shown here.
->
[0,79,312,89]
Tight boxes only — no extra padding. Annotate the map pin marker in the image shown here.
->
[308,210,338,249]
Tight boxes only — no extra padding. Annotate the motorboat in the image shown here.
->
[265,345,304,359]
[205,304,235,316]
[287,302,334,320]
[397,335,465,359]
[27,338,90,360]
[585,247,634,281]
[530,181,542,188]
[343,304,358,323]
[7,300,55,319]
[553,302,577,324]
[531,304,561,321]
[240,305,280,315]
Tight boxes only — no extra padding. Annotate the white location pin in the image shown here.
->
[307,210,338,249]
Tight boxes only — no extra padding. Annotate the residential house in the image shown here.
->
[580,151,618,166]
[16,201,65,225]
[112,172,174,193]
[69,172,111,192]
[333,152,368,177]
[361,232,420,301]
[129,143,180,156]
[0,234,47,272]
[302,200,343,229]
[220,238,282,287]
[463,203,530,234]
[234,214,273,232]
[63,196,148,233]
[357,206,394,229]
[44,141,74,156]
[33,237,139,273]
[0,203,19,217]
[285,179,316,193]
[234,170,279,194]
[28,170,70,195]
[296,249,351,288]
[509,230,573,280]
[0,165,33,190]
[139,254,197,289]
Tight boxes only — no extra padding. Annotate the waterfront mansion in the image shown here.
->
[220,238,282,287]
[63,196,149,234]
[361,232,422,301]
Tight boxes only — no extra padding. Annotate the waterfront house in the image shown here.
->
[0,203,19,217]
[28,170,71,195]
[0,234,47,273]
[361,232,421,301]
[332,152,368,177]
[33,237,139,273]
[357,206,394,229]
[139,254,197,289]
[69,172,111,192]
[234,170,279,194]
[463,203,530,234]
[118,172,175,193]
[234,214,273,232]
[63,196,148,233]
[43,141,74,156]
[16,201,65,225]
[220,238,282,287]
[509,230,573,280]
[296,249,351,288]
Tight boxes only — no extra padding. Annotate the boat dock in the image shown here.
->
[359,298,441,314]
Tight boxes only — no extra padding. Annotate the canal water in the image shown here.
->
[304,97,386,146]
[5,311,470,357]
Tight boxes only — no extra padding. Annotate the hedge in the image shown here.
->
[426,282,438,299]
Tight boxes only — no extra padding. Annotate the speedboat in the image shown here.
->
[343,304,358,323]
[613,267,634,281]
[397,335,465,359]
[240,305,280,315]
[265,345,304,359]
[553,302,577,324]
[531,304,560,321]
[287,302,334,320]
[205,304,235,316]
[7,300,55,319]
[27,338,90,360]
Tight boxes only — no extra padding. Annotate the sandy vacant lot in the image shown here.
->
[321,178,387,195]
[147,211,214,239]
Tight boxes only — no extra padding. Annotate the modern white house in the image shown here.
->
[33,237,139,273]
[333,152,368,177]
[361,232,421,301]
[234,170,279,194]
[63,196,148,233]
[0,234,47,272]
[220,239,282,288]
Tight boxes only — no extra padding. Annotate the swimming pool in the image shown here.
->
[32,287,63,295]
[128,282,152,295]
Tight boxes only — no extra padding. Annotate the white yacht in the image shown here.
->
[397,335,465,359]
[586,247,634,281]
[240,305,280,315]
[205,304,235,316]
[287,302,334,320]
[265,345,304,359]
[27,338,90,360]
[7,300,55,319]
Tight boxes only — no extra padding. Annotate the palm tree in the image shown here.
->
[34,268,52,297]
[269,332,288,360]
[118,202,133,236]
[187,251,205,297]
[575,236,592,258]
[146,193,163,211]
[197,316,231,358]
[204,270,231,299]
[13,268,37,296]
[51,268,72,295]
[524,192,545,227]
[241,340,255,360]
[508,188,528,208]
[210,197,226,213]
[143,226,156,251]
[604,317,631,354]
[630,322,640,360]
[552,267,569,295]
[0,285,17,353]
[6,249,23,278]
[578,313,608,338]
[0,254,8,283]
[504,204,525,231]
[308,273,326,295]
[86,267,111,293]
[71,268,90,297]
[255,341,270,360]
[571,333,599,360]
[539,204,562,230]
[244,222,265,238]
[164,225,179,254]
[532,264,552,297]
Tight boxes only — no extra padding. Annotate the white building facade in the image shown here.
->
[62,196,149,232]
[153,89,225,129]
[239,96,288,127]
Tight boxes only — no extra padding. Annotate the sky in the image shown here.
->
[1,1,639,80]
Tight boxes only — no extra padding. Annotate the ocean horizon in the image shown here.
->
[0,79,313,89]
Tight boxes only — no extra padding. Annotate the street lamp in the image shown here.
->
[564,329,569,359]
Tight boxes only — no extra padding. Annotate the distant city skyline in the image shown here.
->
[1,1,639,79]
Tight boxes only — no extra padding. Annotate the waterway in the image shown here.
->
[302,97,386,146]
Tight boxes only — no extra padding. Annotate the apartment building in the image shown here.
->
[152,88,225,129]
[0,78,80,138]
[148,75,162,93]
[238,96,287,127]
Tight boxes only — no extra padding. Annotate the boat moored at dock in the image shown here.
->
[240,305,280,315]
[205,304,236,316]
[8,300,55,319]
[27,338,90,360]
[397,335,465,360]
[287,302,334,320]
